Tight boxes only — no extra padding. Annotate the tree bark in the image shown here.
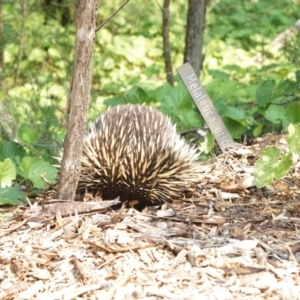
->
[162,0,174,86]
[183,0,207,77]
[58,0,98,201]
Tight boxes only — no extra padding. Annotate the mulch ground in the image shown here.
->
[1,135,300,300]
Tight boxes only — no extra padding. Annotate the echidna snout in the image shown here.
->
[78,104,201,206]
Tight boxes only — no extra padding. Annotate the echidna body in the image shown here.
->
[78,104,201,206]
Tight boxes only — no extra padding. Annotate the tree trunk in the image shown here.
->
[162,0,174,86]
[58,0,98,201]
[184,0,207,77]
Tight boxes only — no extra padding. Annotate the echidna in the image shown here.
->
[78,104,202,207]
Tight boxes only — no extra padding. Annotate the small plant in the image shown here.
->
[254,124,300,188]
[0,141,58,205]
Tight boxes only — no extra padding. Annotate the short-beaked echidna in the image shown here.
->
[77,104,202,206]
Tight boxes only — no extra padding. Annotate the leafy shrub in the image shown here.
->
[0,141,58,205]
[254,124,300,188]
[1,0,300,201]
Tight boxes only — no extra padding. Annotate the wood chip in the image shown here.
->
[1,138,300,298]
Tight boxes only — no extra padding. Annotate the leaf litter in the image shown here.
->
[0,135,300,300]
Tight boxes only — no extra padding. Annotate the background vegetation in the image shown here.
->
[1,0,300,204]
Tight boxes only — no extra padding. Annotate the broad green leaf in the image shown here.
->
[253,124,263,137]
[125,86,150,104]
[199,133,215,154]
[162,84,193,111]
[18,123,39,144]
[0,158,16,188]
[287,124,300,156]
[223,106,254,126]
[222,117,246,139]
[276,80,294,95]
[151,84,172,102]
[20,157,58,189]
[286,102,300,124]
[254,146,292,188]
[179,109,203,129]
[0,186,26,205]
[0,141,26,166]
[255,80,277,107]
[224,106,246,121]
[264,105,287,124]
[19,157,35,177]
[104,96,124,107]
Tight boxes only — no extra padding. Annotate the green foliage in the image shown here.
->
[253,124,300,188]
[0,158,16,188]
[287,124,300,156]
[282,30,300,69]
[104,83,205,132]
[255,79,278,107]
[208,0,298,51]
[19,157,57,189]
[0,141,27,166]
[159,84,204,130]
[0,187,27,205]
[1,0,300,203]
[286,101,300,124]
[2,0,299,140]
[199,133,215,154]
[0,141,58,205]
[264,104,287,124]
[254,147,292,188]
[18,123,39,144]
